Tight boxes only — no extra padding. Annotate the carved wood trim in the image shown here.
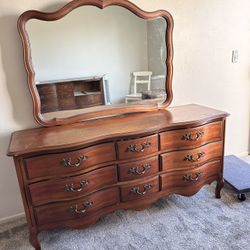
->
[17,0,174,126]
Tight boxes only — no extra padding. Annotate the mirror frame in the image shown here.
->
[18,0,174,127]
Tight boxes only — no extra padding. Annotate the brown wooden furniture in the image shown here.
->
[8,105,229,249]
[18,0,173,127]
[9,1,230,249]
[36,77,105,113]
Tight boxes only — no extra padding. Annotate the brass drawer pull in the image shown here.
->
[62,155,88,167]
[183,172,202,182]
[129,163,151,175]
[64,180,89,192]
[182,131,204,141]
[184,152,205,162]
[130,184,152,195]
[126,142,151,153]
[70,200,93,215]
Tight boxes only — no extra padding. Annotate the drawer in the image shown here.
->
[161,141,223,171]
[75,94,103,107]
[34,187,119,225]
[161,160,221,192]
[37,84,57,95]
[117,134,158,160]
[120,176,159,202]
[24,143,116,179]
[160,121,223,151]
[118,156,159,181]
[29,165,117,206]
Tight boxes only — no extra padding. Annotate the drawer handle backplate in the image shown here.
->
[183,172,202,182]
[184,152,205,162]
[130,184,152,195]
[70,200,93,215]
[64,180,89,192]
[129,163,151,175]
[126,142,151,153]
[62,155,88,168]
[182,131,204,141]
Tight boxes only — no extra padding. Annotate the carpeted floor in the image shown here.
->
[1,182,250,250]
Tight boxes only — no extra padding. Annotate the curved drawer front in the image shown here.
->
[29,165,117,206]
[161,141,223,171]
[161,160,221,193]
[117,134,158,160]
[160,121,223,151]
[24,143,116,179]
[120,176,159,202]
[35,187,119,226]
[118,156,159,181]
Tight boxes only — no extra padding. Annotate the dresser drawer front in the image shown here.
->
[117,134,158,160]
[35,187,119,225]
[29,165,117,206]
[161,160,221,192]
[24,143,116,179]
[161,141,223,171]
[120,176,159,202]
[160,122,223,151]
[118,156,159,181]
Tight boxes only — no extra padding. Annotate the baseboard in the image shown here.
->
[234,151,250,158]
[0,212,25,225]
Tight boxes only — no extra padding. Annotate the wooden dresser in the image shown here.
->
[8,104,228,249]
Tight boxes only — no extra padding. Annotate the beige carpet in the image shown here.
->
[0,182,250,250]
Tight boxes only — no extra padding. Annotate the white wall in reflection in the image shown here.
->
[27,6,166,105]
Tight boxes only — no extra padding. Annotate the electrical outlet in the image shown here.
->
[232,50,238,63]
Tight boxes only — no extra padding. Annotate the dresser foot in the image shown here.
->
[215,179,224,199]
[29,232,41,250]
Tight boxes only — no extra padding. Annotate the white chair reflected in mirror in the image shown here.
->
[125,71,152,103]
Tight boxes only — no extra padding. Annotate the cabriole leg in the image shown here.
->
[29,231,41,250]
[215,178,224,199]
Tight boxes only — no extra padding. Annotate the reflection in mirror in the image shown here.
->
[26,6,167,119]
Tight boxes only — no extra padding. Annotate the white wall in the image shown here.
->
[27,6,148,104]
[147,18,167,90]
[0,0,250,221]
[147,18,167,77]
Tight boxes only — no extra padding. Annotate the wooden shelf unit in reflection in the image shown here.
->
[36,76,105,113]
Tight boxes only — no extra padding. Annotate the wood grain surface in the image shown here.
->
[160,121,223,151]
[29,165,117,206]
[117,134,158,160]
[118,156,159,181]
[34,187,120,225]
[23,143,116,179]
[161,141,223,171]
[161,160,221,193]
[8,104,228,157]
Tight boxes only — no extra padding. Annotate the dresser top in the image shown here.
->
[8,104,229,157]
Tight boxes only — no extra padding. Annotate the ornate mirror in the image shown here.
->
[18,0,173,126]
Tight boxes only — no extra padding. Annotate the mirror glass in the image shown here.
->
[26,6,167,120]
